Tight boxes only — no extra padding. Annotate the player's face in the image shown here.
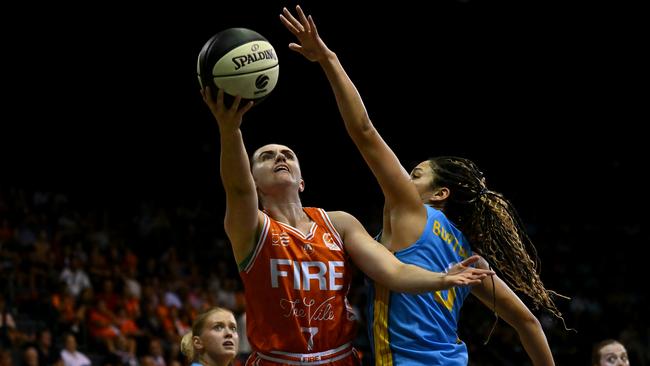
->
[597,342,629,366]
[410,161,437,203]
[252,144,303,190]
[198,310,239,363]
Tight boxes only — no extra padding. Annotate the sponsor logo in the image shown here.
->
[232,49,277,70]
[322,233,340,251]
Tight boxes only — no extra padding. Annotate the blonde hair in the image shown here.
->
[179,307,235,363]
[180,331,195,362]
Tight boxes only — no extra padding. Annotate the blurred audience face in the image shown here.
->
[0,350,12,366]
[149,338,163,357]
[23,347,38,366]
[140,356,155,366]
[64,334,78,352]
[38,329,52,348]
[596,341,629,366]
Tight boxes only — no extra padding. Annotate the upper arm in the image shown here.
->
[379,200,392,247]
[217,129,262,265]
[353,130,427,247]
[328,211,404,284]
[355,127,423,212]
[224,193,263,266]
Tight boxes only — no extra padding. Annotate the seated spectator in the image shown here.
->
[60,333,90,366]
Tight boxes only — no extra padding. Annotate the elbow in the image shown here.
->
[359,117,376,136]
[373,264,406,293]
[348,116,376,139]
[514,313,544,335]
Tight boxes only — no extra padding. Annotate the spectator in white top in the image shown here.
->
[59,256,91,298]
[60,333,91,366]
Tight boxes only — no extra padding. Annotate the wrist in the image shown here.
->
[218,127,241,138]
[439,272,450,290]
[319,50,338,65]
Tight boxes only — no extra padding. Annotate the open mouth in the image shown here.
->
[222,341,235,347]
[273,164,290,173]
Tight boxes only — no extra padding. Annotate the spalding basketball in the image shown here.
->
[197,28,279,107]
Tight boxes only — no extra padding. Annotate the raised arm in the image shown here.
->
[328,211,493,293]
[471,257,555,366]
[280,6,426,247]
[201,87,261,265]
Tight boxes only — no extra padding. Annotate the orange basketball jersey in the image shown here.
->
[239,207,358,363]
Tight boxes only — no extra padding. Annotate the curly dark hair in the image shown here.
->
[427,156,567,320]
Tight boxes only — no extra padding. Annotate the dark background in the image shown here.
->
[2,0,647,364]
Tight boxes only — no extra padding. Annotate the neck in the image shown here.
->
[198,354,232,366]
[262,201,308,227]
[259,187,307,226]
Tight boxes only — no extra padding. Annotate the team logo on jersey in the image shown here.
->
[271,230,291,246]
[322,233,340,251]
[302,243,314,253]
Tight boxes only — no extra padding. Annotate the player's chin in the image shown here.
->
[221,344,238,354]
[219,348,237,358]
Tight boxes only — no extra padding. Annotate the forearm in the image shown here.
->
[219,128,256,194]
[319,52,373,140]
[338,211,447,293]
[319,52,412,201]
[472,273,554,366]
[517,317,555,366]
[381,263,450,294]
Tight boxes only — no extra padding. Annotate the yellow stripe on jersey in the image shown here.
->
[434,287,457,312]
[373,284,393,366]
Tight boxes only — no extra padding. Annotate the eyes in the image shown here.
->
[259,151,295,161]
[213,323,237,332]
[409,167,425,180]
[604,354,628,363]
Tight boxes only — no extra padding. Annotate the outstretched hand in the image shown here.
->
[200,87,253,133]
[280,5,331,62]
[445,255,495,286]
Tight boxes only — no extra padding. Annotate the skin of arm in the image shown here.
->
[380,200,392,247]
[328,210,493,293]
[201,87,262,265]
[280,6,425,249]
[471,257,555,366]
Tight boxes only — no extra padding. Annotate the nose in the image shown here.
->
[224,330,233,338]
[275,153,287,162]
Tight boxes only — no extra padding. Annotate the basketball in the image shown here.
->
[197,28,279,107]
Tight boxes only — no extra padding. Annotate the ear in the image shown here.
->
[298,178,305,193]
[192,335,203,351]
[430,187,450,202]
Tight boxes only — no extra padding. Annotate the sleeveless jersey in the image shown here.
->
[368,205,473,366]
[239,207,358,363]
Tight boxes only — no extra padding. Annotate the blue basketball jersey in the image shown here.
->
[367,205,473,366]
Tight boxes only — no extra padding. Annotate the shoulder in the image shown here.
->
[325,211,360,231]
[325,210,355,222]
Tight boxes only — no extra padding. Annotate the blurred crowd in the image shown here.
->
[1,187,647,365]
